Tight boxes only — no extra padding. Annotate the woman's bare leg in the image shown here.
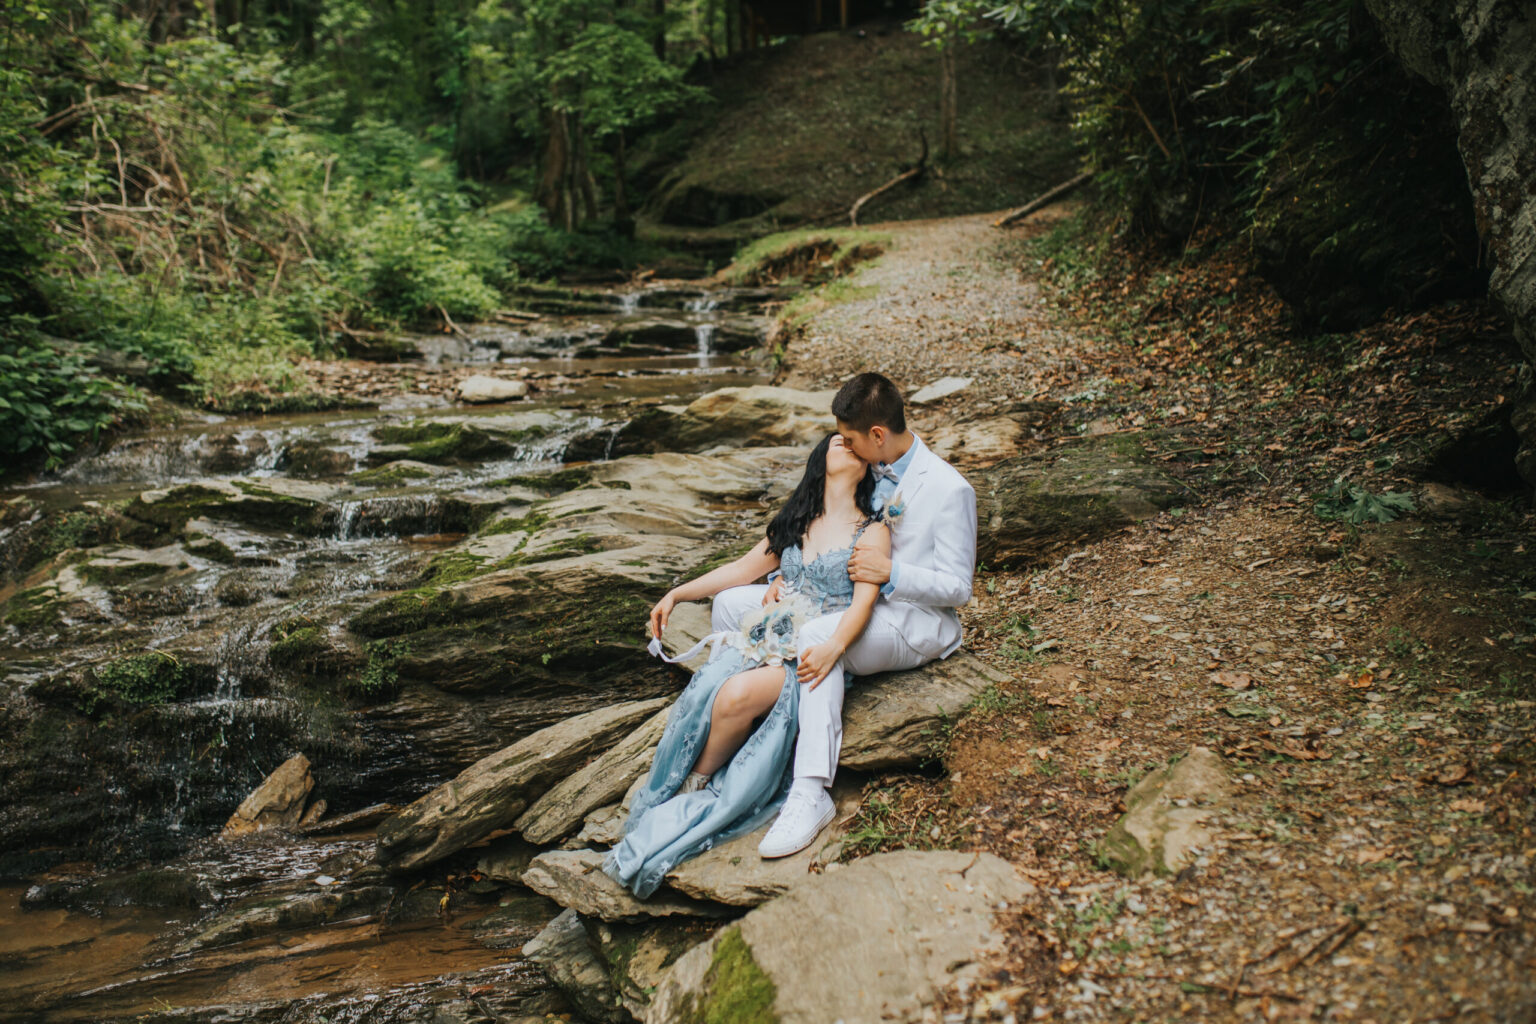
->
[691,666,785,776]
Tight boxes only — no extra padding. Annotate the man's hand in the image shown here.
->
[761,577,786,605]
[796,641,843,689]
[648,591,677,639]
[847,533,892,587]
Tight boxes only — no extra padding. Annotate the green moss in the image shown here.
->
[126,484,237,530]
[3,586,64,630]
[515,533,606,565]
[184,533,238,564]
[354,638,409,699]
[508,465,597,493]
[78,560,174,586]
[348,588,460,638]
[724,229,889,285]
[87,651,195,710]
[420,550,489,586]
[268,625,329,669]
[676,927,778,1024]
[688,536,761,578]
[351,462,436,486]
[480,508,551,536]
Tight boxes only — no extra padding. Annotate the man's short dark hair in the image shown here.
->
[832,372,906,434]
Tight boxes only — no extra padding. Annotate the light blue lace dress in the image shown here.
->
[602,530,866,898]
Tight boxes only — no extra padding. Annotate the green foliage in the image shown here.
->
[0,328,144,468]
[86,651,194,712]
[0,0,706,471]
[985,0,1482,322]
[1314,475,1415,524]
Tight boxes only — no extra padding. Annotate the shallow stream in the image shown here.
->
[0,281,777,1021]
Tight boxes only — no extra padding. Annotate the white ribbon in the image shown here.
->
[647,630,729,665]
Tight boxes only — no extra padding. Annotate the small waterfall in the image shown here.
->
[618,291,642,314]
[694,323,716,365]
[334,494,448,539]
[336,500,364,540]
[685,296,721,313]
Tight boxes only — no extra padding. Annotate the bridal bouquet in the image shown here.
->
[725,590,823,666]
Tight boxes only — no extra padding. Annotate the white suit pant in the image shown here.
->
[710,585,927,784]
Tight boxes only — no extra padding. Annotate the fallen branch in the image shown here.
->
[993,171,1094,228]
[437,303,472,341]
[850,129,928,227]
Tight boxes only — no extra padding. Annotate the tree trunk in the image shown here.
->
[538,107,572,231]
[939,45,959,161]
[613,132,632,229]
[725,0,738,55]
[654,0,666,58]
[574,117,598,224]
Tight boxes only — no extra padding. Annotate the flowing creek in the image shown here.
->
[0,283,778,1022]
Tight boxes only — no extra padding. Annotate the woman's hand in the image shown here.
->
[761,577,786,605]
[796,641,844,690]
[648,591,677,639]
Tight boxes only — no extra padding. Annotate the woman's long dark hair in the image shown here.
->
[765,433,877,556]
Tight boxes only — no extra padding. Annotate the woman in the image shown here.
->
[602,432,889,898]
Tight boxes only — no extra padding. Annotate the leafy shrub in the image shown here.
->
[0,328,144,469]
[1314,475,1415,524]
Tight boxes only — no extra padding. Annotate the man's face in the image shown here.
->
[835,421,885,464]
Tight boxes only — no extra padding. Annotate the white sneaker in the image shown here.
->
[758,787,835,859]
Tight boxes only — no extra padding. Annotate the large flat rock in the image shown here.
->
[375,699,669,873]
[516,706,672,844]
[1096,745,1232,877]
[520,849,732,923]
[975,432,1185,568]
[645,850,1034,1024]
[662,779,863,907]
[613,386,837,456]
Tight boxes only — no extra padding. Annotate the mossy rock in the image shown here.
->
[2,586,67,630]
[77,560,177,587]
[351,460,442,487]
[367,421,525,465]
[30,650,212,717]
[975,432,1187,569]
[276,440,356,479]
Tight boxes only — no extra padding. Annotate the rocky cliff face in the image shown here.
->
[1363,0,1536,485]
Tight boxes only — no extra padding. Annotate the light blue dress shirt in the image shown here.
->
[872,440,919,597]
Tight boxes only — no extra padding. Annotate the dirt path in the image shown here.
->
[781,210,1536,1022]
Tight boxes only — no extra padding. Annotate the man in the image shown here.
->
[710,372,978,857]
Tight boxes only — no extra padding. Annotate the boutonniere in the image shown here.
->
[881,490,907,527]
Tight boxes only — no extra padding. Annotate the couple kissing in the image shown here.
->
[602,372,978,898]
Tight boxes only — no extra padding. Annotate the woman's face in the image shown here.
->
[826,433,867,480]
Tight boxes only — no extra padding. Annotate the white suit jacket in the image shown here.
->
[879,435,977,659]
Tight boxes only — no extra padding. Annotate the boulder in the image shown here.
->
[645,850,1033,1024]
[1362,0,1536,485]
[909,376,972,404]
[522,909,629,1024]
[374,699,669,873]
[663,779,863,907]
[1096,745,1233,877]
[456,375,530,403]
[975,433,1185,568]
[520,849,732,922]
[613,386,836,456]
[347,448,803,700]
[586,915,720,1020]
[477,835,545,882]
[841,653,1009,770]
[276,440,356,478]
[924,415,1024,467]
[575,775,649,848]
[222,753,315,838]
[516,706,672,844]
